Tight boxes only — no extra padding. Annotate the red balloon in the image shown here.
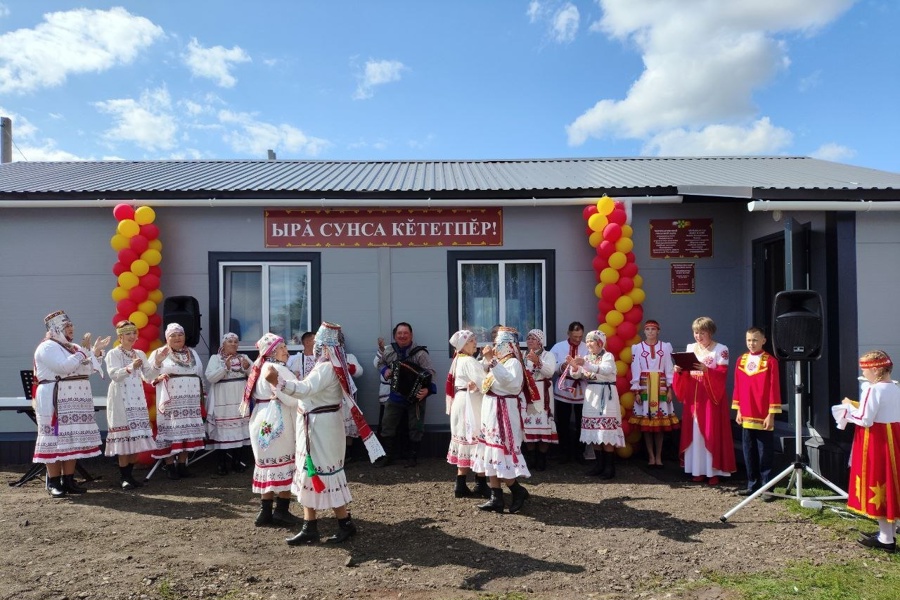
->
[626,251,636,263]
[117,299,138,316]
[599,299,615,314]
[128,285,149,303]
[133,338,150,352]
[605,334,625,357]
[139,324,159,340]
[624,305,644,324]
[148,265,162,277]
[620,263,639,278]
[140,223,159,240]
[112,262,128,276]
[129,234,149,254]
[597,240,616,258]
[609,208,627,226]
[148,314,162,327]
[583,205,598,220]
[615,375,631,396]
[111,312,128,327]
[118,248,139,266]
[602,223,622,243]
[139,273,160,290]
[113,204,135,221]
[621,419,632,437]
[592,255,608,273]
[601,283,622,303]
[617,321,637,341]
[614,200,625,211]
[618,276,634,294]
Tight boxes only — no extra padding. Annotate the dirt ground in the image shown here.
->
[0,450,869,600]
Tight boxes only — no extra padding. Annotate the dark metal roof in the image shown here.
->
[2,156,900,201]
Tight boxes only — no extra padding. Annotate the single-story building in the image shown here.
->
[2,156,900,483]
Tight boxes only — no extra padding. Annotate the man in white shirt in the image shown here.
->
[549,321,587,463]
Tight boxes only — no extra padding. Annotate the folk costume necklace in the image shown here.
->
[169,347,195,368]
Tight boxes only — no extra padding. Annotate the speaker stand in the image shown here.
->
[720,361,847,522]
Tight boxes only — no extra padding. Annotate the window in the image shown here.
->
[209,252,321,353]
[448,250,555,345]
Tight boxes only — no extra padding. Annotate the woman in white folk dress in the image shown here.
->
[205,332,252,475]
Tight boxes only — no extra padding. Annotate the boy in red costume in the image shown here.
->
[731,327,781,499]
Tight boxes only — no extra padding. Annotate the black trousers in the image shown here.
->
[554,400,584,458]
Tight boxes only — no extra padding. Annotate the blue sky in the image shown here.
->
[1,0,898,172]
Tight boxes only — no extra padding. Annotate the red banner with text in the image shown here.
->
[265,207,503,248]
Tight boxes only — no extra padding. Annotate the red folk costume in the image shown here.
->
[731,351,782,429]
[845,377,900,522]
[673,342,736,476]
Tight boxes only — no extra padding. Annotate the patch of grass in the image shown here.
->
[701,559,900,600]
[157,580,178,600]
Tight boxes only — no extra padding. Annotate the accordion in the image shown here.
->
[390,359,432,403]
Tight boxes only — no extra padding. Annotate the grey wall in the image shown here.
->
[856,212,900,360]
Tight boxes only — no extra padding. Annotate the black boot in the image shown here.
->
[585,450,605,476]
[273,497,302,527]
[286,520,320,545]
[404,442,419,468]
[216,450,229,476]
[473,475,492,499]
[536,451,548,472]
[325,516,358,543]
[255,499,274,527]
[477,487,505,513]
[163,461,180,480]
[600,452,616,480]
[373,437,394,468]
[177,461,192,478]
[61,474,87,494]
[231,448,248,473]
[454,474,474,498]
[120,464,143,490]
[508,481,530,514]
[47,476,66,499]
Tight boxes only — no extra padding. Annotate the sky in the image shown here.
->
[1,0,898,173]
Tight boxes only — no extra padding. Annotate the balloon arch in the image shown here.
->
[583,196,645,458]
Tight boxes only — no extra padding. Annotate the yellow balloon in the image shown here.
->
[619,346,632,364]
[615,237,634,253]
[130,259,150,277]
[588,213,608,232]
[148,289,163,304]
[615,444,634,459]
[138,300,157,315]
[148,406,157,421]
[141,249,162,266]
[111,286,129,302]
[605,310,624,327]
[117,219,140,238]
[629,288,647,304]
[597,196,615,216]
[628,335,642,346]
[633,274,643,289]
[148,239,163,251]
[599,323,616,338]
[594,282,604,298]
[110,234,130,251]
[128,310,149,329]
[608,251,627,270]
[118,271,139,290]
[589,231,603,248]
[134,206,156,226]
[614,295,634,313]
[149,339,163,351]
[615,360,628,377]
[626,430,642,444]
[622,224,633,238]
[620,391,635,411]
[600,268,620,285]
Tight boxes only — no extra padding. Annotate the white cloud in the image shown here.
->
[0,4,10,19]
[217,109,329,157]
[95,86,178,151]
[551,4,580,43]
[354,59,407,100]
[0,7,163,94]
[642,117,793,156]
[183,37,250,88]
[526,1,542,23]
[13,142,85,162]
[569,0,854,149]
[810,142,855,162]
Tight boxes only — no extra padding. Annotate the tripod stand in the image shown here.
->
[720,361,847,522]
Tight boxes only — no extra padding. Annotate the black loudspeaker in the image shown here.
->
[772,290,823,361]
[163,296,202,347]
